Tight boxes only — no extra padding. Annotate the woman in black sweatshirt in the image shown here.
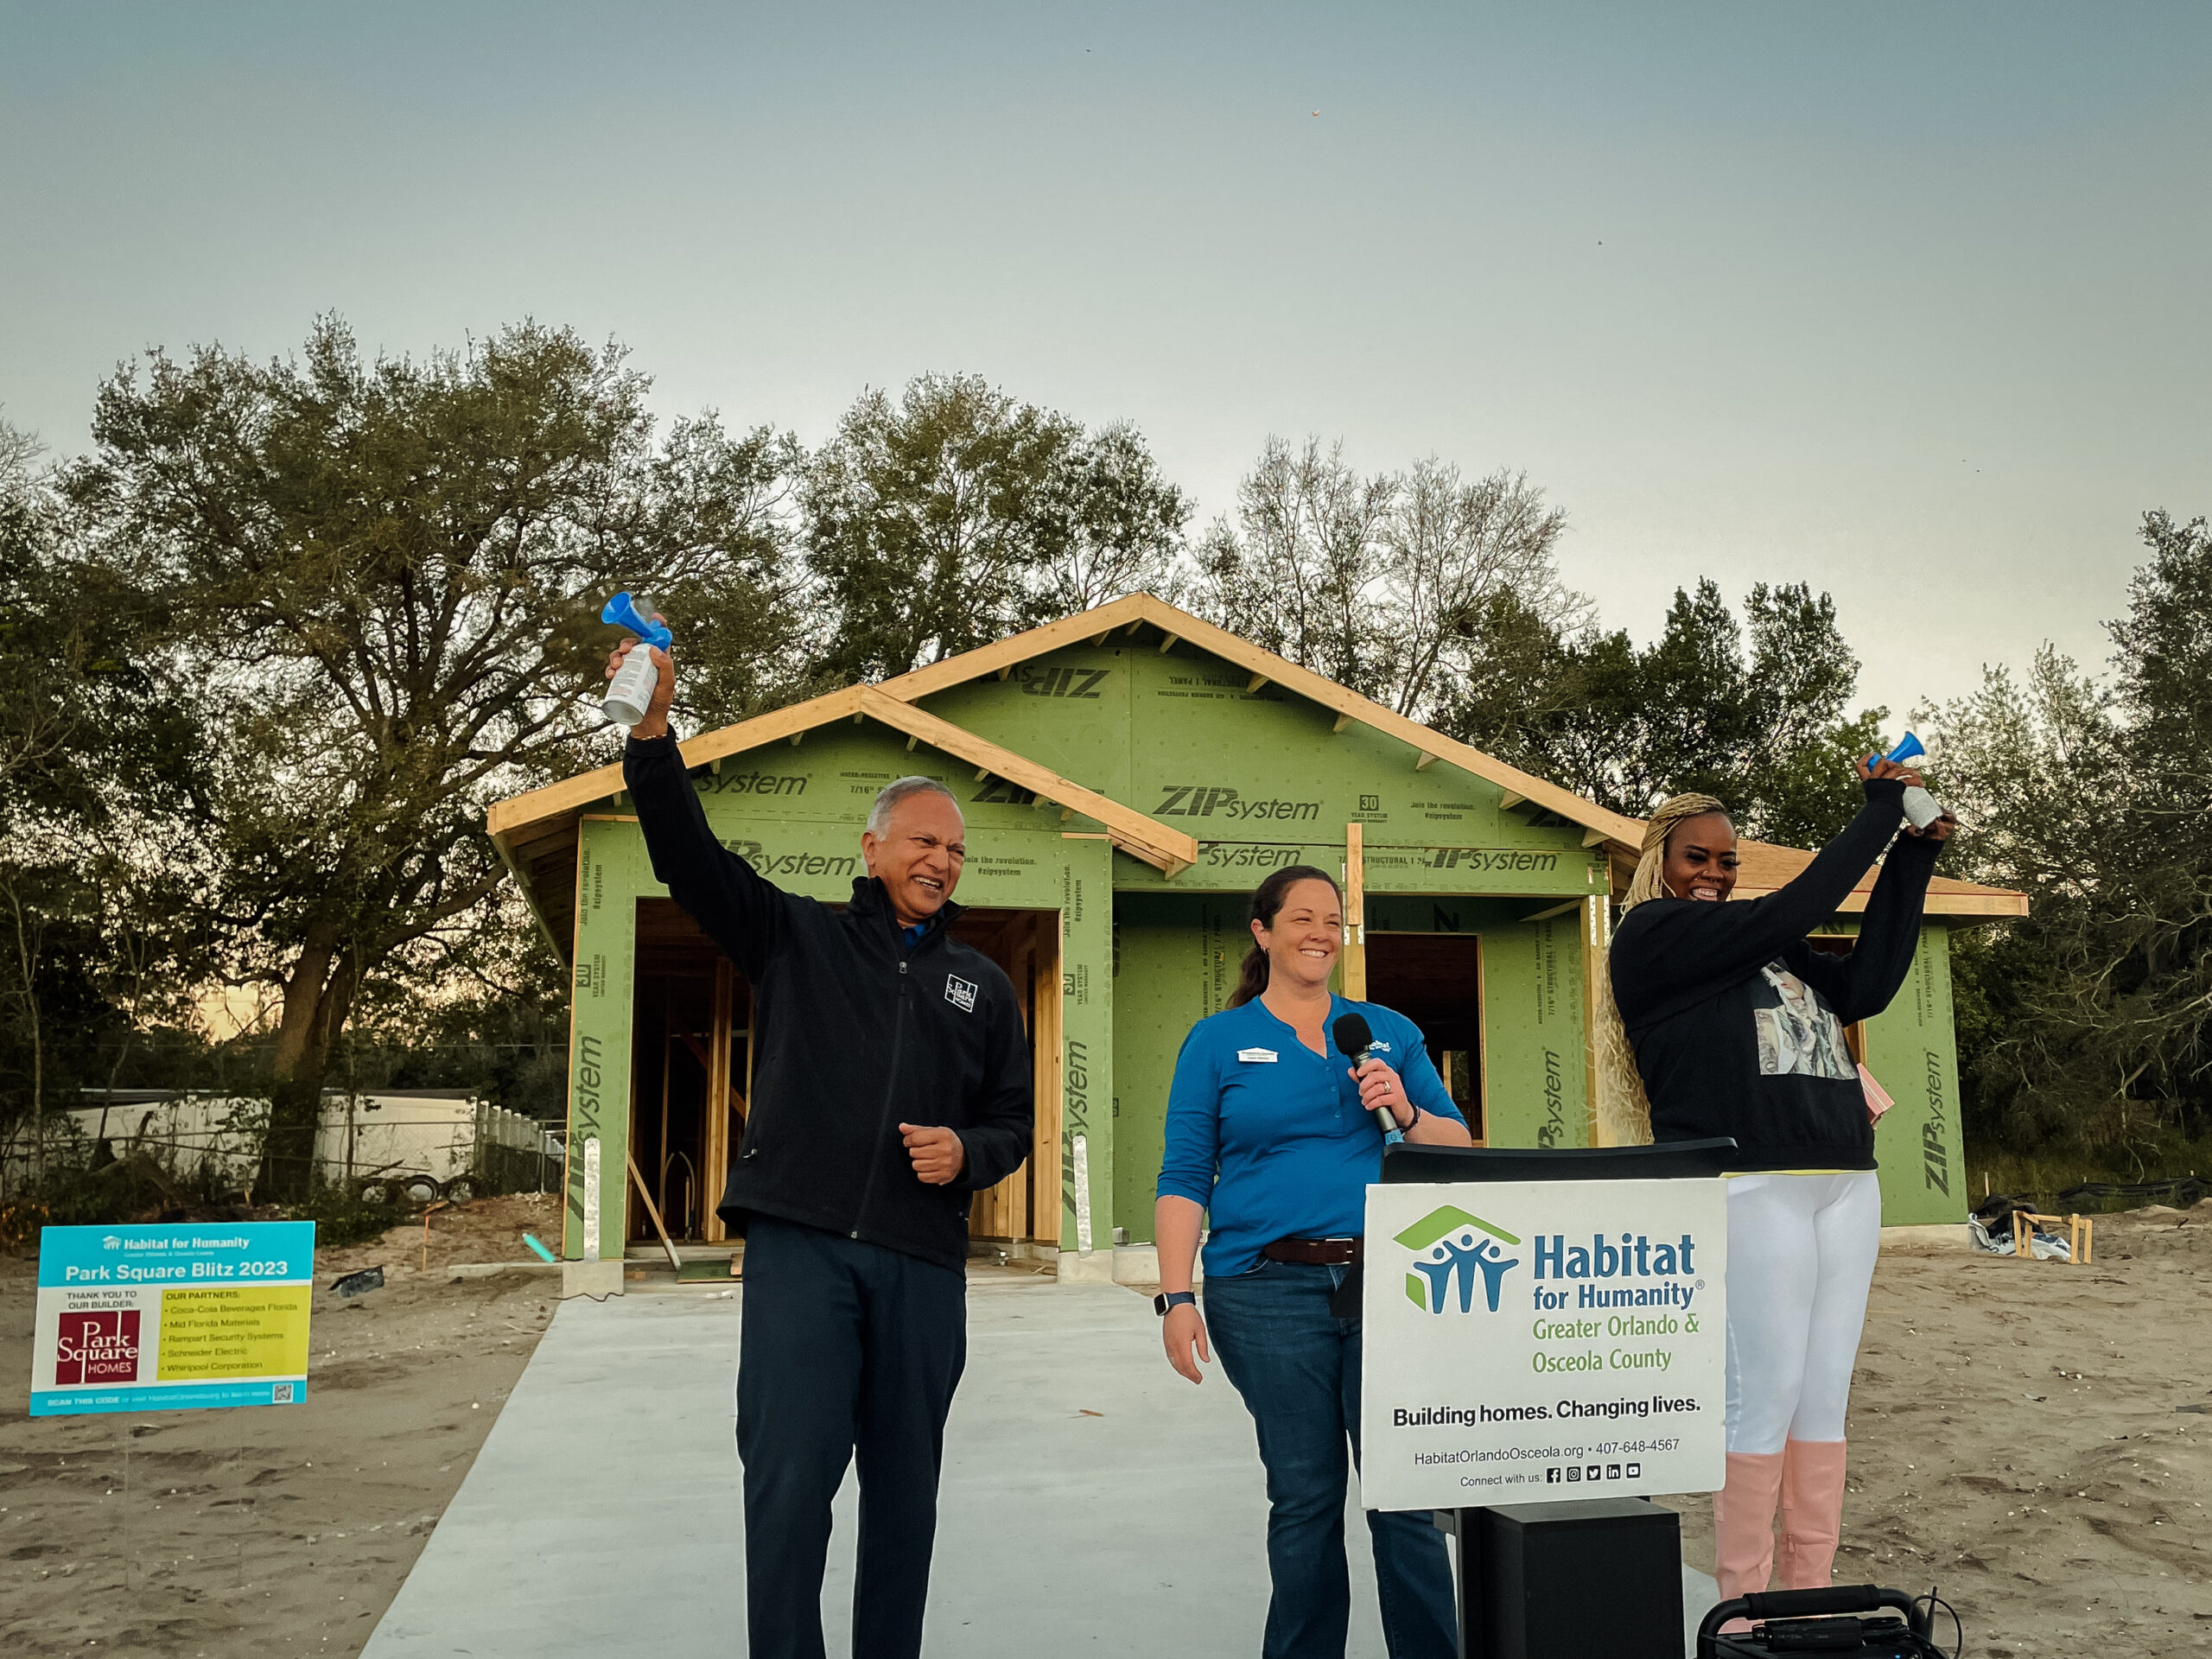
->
[1603,762,1953,1608]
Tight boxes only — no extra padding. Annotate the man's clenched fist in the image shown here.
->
[899,1122,967,1185]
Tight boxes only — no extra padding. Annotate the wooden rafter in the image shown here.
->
[852,688,1197,875]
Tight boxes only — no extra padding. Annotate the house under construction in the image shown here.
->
[486,596,2026,1277]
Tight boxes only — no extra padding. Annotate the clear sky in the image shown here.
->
[3,3,2207,724]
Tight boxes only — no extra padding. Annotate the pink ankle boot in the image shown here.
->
[1776,1440,1849,1590]
[1713,1450,1787,1615]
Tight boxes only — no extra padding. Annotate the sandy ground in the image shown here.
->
[0,1195,566,1658]
[1662,1202,2212,1655]
[3,1197,2208,1656]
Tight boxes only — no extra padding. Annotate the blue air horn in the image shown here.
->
[601,592,672,728]
[1866,732,1944,830]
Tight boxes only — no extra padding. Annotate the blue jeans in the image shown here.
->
[1205,1260,1459,1659]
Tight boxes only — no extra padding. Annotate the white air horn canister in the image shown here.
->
[1872,733,1944,830]
[601,592,671,728]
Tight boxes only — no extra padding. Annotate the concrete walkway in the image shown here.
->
[364,1277,1717,1656]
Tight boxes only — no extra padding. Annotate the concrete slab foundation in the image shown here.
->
[364,1278,1718,1656]
[558,1258,624,1300]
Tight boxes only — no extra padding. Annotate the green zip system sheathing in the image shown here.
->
[504,610,2004,1262]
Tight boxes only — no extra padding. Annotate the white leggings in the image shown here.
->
[1723,1172,1881,1455]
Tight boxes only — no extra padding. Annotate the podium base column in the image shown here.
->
[1440,1498,1683,1659]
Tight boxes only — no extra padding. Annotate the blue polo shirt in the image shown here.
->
[1156,995,1465,1279]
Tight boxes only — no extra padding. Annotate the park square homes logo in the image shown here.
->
[54,1309,142,1385]
[1398,1206,1521,1314]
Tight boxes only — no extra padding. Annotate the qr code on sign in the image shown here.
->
[271,1383,296,1404]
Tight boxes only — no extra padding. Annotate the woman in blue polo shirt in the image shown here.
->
[1154,865,1471,1659]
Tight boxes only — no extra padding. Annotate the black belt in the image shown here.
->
[1262,1236,1363,1267]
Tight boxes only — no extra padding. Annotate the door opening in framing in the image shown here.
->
[1364,932,1486,1142]
[626,899,1062,1247]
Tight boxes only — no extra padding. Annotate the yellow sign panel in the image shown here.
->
[156,1286,312,1382]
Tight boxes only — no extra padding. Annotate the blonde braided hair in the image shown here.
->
[1593,792,1731,1147]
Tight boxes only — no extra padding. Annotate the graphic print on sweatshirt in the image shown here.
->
[1752,963,1856,1080]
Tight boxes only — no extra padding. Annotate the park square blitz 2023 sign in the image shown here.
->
[29,1222,315,1416]
[1358,1179,1726,1512]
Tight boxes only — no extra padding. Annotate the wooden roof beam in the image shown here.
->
[855,688,1198,876]
[486,683,871,839]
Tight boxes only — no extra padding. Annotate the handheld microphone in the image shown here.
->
[1332,1013,1402,1146]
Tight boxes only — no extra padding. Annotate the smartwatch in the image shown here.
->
[1154,1290,1197,1317]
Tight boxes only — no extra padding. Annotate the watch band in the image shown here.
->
[1154,1290,1197,1316]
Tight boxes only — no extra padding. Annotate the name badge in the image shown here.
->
[1236,1047,1278,1064]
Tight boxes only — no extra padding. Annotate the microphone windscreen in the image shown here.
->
[1332,1013,1373,1060]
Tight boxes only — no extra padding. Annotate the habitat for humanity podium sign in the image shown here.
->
[29,1222,315,1416]
[1359,1179,1726,1512]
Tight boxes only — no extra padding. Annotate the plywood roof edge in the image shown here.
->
[1092,598,1649,849]
[1730,887,2029,918]
[873,593,1157,702]
[486,684,873,841]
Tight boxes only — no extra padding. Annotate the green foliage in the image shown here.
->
[18,315,2178,1183]
[1,1149,245,1249]
[283,1179,410,1249]
[1440,579,1882,842]
[1936,512,2212,1158]
[61,317,804,1195]
[804,373,1188,682]
[1189,441,1580,717]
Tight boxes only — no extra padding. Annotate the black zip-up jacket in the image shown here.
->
[624,734,1034,1269]
[1608,778,1942,1172]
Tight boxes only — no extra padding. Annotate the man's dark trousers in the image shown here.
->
[738,1216,967,1659]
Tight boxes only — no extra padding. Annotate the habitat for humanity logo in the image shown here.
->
[1398,1206,1520,1314]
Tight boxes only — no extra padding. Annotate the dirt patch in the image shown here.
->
[1658,1202,2212,1654]
[0,1196,564,1656]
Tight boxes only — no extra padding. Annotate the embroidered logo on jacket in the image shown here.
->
[944,975,979,1013]
[1236,1047,1278,1063]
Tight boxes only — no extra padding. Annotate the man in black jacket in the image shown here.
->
[610,632,1033,1659]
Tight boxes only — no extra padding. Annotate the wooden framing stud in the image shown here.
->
[1414,750,1437,772]
[1498,790,1525,810]
[1090,629,1111,646]
[789,732,803,747]
[997,665,1012,680]
[1124,620,1143,635]
[1333,712,1353,734]
[1247,673,1268,693]
[975,766,991,783]
[906,734,919,751]
[1158,632,1179,654]
[2012,1210,2094,1265]
[1582,828,1611,848]
[1341,823,1367,1000]
[852,713,863,724]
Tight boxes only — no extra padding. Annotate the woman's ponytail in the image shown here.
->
[1594,792,1729,1147]
[1226,864,1344,1008]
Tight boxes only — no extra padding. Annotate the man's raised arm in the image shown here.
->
[613,637,790,979]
